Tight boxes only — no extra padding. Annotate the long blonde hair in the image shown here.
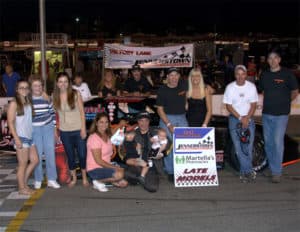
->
[187,68,205,99]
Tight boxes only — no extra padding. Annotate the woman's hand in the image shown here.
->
[15,137,22,149]
[80,128,87,139]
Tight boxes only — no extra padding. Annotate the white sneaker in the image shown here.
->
[47,180,61,189]
[92,180,108,192]
[34,181,42,189]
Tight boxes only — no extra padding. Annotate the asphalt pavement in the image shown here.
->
[0,152,299,232]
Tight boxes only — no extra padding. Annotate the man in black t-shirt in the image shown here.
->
[123,64,151,112]
[259,51,298,183]
[156,67,188,182]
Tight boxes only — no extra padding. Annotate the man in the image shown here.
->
[156,67,188,182]
[2,64,21,97]
[72,73,92,101]
[125,111,166,192]
[134,111,165,173]
[223,65,258,183]
[259,51,298,183]
[123,64,151,113]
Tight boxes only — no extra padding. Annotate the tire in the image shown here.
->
[229,130,268,172]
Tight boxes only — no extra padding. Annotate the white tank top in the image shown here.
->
[16,105,32,139]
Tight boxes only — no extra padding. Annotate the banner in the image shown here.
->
[104,43,194,69]
[173,127,219,187]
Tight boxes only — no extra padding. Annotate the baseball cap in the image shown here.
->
[234,65,247,73]
[136,111,151,120]
[167,67,180,75]
[131,64,141,71]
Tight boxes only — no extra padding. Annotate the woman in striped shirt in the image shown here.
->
[30,75,60,189]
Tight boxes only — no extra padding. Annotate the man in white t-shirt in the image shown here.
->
[223,65,258,183]
[72,73,92,101]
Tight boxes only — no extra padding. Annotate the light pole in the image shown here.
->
[39,0,47,91]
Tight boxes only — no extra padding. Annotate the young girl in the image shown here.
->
[53,72,88,187]
[30,75,60,189]
[7,79,39,195]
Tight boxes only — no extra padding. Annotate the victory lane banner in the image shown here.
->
[173,127,219,187]
[104,43,193,69]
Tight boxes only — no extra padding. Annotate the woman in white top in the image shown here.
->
[7,79,39,195]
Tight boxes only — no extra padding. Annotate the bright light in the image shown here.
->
[75,17,80,22]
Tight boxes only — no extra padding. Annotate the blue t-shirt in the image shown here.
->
[2,72,21,97]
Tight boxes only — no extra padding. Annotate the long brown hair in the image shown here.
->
[53,72,76,110]
[89,112,112,138]
[15,79,32,116]
[98,69,116,90]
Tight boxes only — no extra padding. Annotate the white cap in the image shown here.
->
[234,65,247,73]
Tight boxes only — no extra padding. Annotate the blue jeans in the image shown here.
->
[60,130,87,171]
[262,114,288,175]
[159,114,188,175]
[33,123,57,182]
[229,115,255,175]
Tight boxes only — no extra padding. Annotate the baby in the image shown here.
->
[149,128,168,159]
[123,130,148,185]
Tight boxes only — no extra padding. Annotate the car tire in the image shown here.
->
[229,130,268,172]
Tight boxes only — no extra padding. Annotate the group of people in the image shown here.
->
[4,49,299,196]
[223,51,298,183]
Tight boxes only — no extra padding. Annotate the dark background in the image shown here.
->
[0,0,299,40]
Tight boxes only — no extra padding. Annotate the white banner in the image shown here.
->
[173,127,219,187]
[104,43,194,69]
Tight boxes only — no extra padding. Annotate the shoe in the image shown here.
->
[271,175,281,183]
[92,180,108,192]
[239,174,248,183]
[138,176,145,185]
[47,180,61,189]
[34,181,42,189]
[246,171,256,182]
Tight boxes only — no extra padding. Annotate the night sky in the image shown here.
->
[0,0,299,40]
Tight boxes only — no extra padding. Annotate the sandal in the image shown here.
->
[82,180,89,187]
[68,180,76,188]
[18,188,33,195]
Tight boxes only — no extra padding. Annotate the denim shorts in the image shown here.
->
[88,168,115,180]
[14,136,34,149]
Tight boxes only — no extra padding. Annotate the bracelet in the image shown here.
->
[166,122,172,127]
[238,116,242,121]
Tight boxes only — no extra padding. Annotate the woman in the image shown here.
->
[87,113,127,192]
[98,69,120,97]
[30,75,60,189]
[186,68,212,127]
[53,72,88,187]
[7,79,39,195]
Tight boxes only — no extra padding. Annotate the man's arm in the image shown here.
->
[157,106,173,133]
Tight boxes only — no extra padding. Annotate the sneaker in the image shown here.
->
[92,180,108,192]
[246,171,256,182]
[168,174,174,183]
[271,175,281,183]
[239,174,248,183]
[47,180,61,189]
[34,181,42,189]
[138,176,145,185]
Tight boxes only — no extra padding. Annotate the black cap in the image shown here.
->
[136,111,151,120]
[131,64,141,71]
[167,67,180,75]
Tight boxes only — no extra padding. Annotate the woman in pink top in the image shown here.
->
[87,113,128,192]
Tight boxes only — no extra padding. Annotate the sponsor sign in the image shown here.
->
[173,127,219,187]
[104,43,193,69]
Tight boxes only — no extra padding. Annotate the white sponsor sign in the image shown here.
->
[104,43,194,69]
[173,127,219,187]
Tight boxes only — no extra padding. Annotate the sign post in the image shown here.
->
[173,127,219,187]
